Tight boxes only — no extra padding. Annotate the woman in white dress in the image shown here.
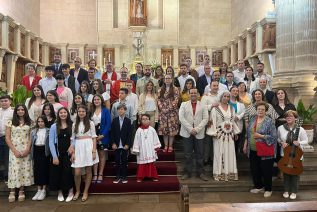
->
[71,105,98,202]
[243,66,257,94]
[25,85,46,122]
[208,91,240,181]
[88,79,110,110]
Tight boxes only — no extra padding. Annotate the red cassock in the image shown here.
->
[136,163,159,181]
[110,79,136,103]
[21,75,42,91]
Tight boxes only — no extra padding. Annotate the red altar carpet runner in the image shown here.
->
[88,150,180,194]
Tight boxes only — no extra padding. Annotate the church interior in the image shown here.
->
[0,0,317,211]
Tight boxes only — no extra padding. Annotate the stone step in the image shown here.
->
[180,174,317,193]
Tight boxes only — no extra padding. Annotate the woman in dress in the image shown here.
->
[79,81,92,103]
[42,103,56,128]
[138,80,158,128]
[180,78,200,103]
[71,105,99,202]
[6,104,33,202]
[245,101,277,198]
[237,82,252,107]
[45,90,63,114]
[70,93,86,122]
[157,74,180,153]
[219,62,228,84]
[208,91,240,181]
[25,85,46,122]
[229,86,246,154]
[55,74,73,110]
[90,94,111,183]
[243,66,257,94]
[31,116,50,201]
[88,79,110,109]
[278,110,308,200]
[49,107,74,202]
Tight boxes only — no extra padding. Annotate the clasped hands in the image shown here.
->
[282,140,300,148]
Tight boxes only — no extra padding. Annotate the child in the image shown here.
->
[49,107,74,202]
[111,88,133,121]
[132,114,161,182]
[71,105,99,202]
[111,104,132,184]
[42,103,56,128]
[31,116,50,201]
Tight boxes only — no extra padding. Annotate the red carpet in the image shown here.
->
[88,150,180,194]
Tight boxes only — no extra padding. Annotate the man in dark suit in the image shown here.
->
[111,104,132,184]
[223,71,237,90]
[259,77,274,104]
[52,53,63,77]
[70,57,89,85]
[196,65,213,96]
[62,64,79,95]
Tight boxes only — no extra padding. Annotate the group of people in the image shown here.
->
[0,53,308,203]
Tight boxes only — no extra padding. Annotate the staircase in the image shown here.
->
[174,139,317,193]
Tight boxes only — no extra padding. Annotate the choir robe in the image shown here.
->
[132,126,161,180]
[101,71,120,98]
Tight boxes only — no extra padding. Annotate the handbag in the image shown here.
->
[253,117,274,157]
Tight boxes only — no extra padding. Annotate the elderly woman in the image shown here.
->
[208,91,240,182]
[277,110,308,200]
[245,101,277,198]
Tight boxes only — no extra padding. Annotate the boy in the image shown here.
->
[0,95,13,182]
[132,114,161,182]
[111,88,133,122]
[39,66,57,95]
[111,104,132,183]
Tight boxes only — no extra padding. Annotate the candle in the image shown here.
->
[165,58,168,67]
[161,54,163,66]
[108,53,111,62]
[169,55,172,66]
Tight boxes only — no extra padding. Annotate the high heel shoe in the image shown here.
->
[162,146,168,153]
[18,191,25,202]
[92,175,97,183]
[96,175,103,183]
[8,191,15,203]
[72,192,80,201]
[81,193,88,202]
[168,147,173,153]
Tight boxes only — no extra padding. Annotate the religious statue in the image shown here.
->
[130,0,147,26]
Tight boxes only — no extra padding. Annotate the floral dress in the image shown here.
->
[7,121,34,188]
[157,88,180,136]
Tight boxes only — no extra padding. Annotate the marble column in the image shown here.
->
[0,49,6,81]
[173,48,178,68]
[79,45,85,63]
[1,16,10,50]
[42,43,49,66]
[275,0,317,106]
[34,37,40,63]
[190,47,196,67]
[207,47,213,59]
[14,24,21,55]
[222,46,229,65]
[97,45,104,69]
[6,54,19,93]
[255,21,263,54]
[237,36,243,60]
[60,44,67,64]
[246,29,252,58]
[25,31,31,59]
[229,41,236,65]
[114,45,121,68]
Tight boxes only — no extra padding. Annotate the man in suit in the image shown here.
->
[70,57,88,85]
[111,104,132,184]
[223,71,237,91]
[20,63,42,91]
[196,65,213,96]
[179,88,209,181]
[52,53,63,77]
[62,64,79,95]
[259,76,274,104]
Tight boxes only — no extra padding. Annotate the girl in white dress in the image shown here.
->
[208,91,240,181]
[25,85,46,122]
[71,105,98,202]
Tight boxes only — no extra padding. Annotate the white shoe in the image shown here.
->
[250,188,264,193]
[37,190,46,201]
[65,193,74,202]
[283,192,289,198]
[290,193,297,200]
[264,191,272,198]
[58,192,64,202]
[32,190,42,201]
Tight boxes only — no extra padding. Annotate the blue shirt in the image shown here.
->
[39,77,57,95]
